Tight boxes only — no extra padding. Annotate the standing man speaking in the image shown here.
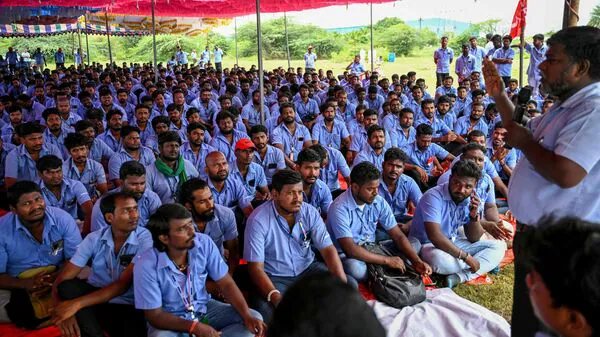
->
[483,26,600,337]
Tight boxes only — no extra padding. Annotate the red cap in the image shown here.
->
[235,138,257,151]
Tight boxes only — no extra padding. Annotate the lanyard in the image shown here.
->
[170,265,197,321]
[272,205,309,247]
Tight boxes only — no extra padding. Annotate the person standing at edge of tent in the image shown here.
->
[482,26,600,337]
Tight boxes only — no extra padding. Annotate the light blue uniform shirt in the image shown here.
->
[451,154,499,179]
[43,126,71,159]
[54,51,65,64]
[90,188,162,232]
[311,120,350,149]
[379,175,422,220]
[108,146,156,181]
[214,49,224,63]
[493,47,515,77]
[336,102,357,122]
[392,127,417,152]
[134,233,228,319]
[353,147,385,171]
[455,54,476,79]
[97,131,122,153]
[253,145,286,185]
[409,183,471,244]
[294,99,319,120]
[303,179,333,215]
[434,47,454,73]
[469,46,487,73]
[349,128,393,153]
[437,112,456,130]
[209,130,250,164]
[241,103,270,127]
[70,226,153,304]
[271,123,312,161]
[406,101,424,121]
[230,161,267,197]
[195,204,237,256]
[437,169,495,216]
[453,116,489,136]
[304,52,317,68]
[181,142,217,180]
[487,146,517,181]
[0,207,82,277]
[244,201,333,277]
[5,143,63,184]
[190,99,219,122]
[415,117,451,138]
[89,138,115,164]
[404,142,450,175]
[348,62,365,75]
[40,178,91,219]
[208,176,252,211]
[319,147,350,192]
[327,189,396,249]
[508,82,600,225]
[63,158,106,200]
[524,43,547,81]
[145,159,200,204]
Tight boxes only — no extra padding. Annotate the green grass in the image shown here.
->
[454,263,515,322]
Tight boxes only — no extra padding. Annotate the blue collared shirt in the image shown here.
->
[294,99,320,120]
[469,46,487,72]
[108,147,156,181]
[415,117,451,138]
[493,47,515,77]
[455,54,476,79]
[195,204,237,256]
[311,120,350,149]
[319,147,350,192]
[253,145,286,185]
[379,175,422,220]
[327,189,396,249]
[145,159,200,203]
[241,103,271,127]
[454,116,489,136]
[365,95,385,113]
[409,183,471,244]
[244,201,333,277]
[63,158,107,198]
[134,233,228,318]
[303,179,333,215]
[0,207,82,277]
[89,138,115,164]
[43,126,71,159]
[97,131,122,153]
[91,188,162,232]
[190,99,219,122]
[230,161,267,196]
[434,47,454,73]
[181,142,217,180]
[353,147,386,171]
[349,128,393,153]
[524,43,547,79]
[437,169,495,216]
[487,146,518,181]
[348,62,365,75]
[5,144,63,184]
[40,178,91,219]
[271,123,312,161]
[208,177,252,210]
[209,131,250,164]
[437,112,456,130]
[70,226,153,304]
[304,52,317,68]
[404,142,450,174]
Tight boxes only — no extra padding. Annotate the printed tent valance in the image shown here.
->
[0,23,147,37]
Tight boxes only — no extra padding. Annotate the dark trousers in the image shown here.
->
[404,170,438,192]
[216,62,222,72]
[511,229,540,337]
[57,279,147,337]
[436,72,449,88]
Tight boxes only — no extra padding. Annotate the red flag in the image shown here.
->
[510,0,528,39]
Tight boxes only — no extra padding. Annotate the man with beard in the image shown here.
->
[311,103,350,150]
[1,105,22,143]
[231,139,269,201]
[41,108,71,159]
[482,27,600,337]
[4,122,63,188]
[454,102,488,139]
[91,161,161,232]
[245,169,346,323]
[310,144,350,199]
[295,148,332,218]
[250,125,286,185]
[146,116,171,154]
[0,181,82,328]
[406,86,425,121]
[272,103,313,170]
[436,95,458,131]
[182,122,216,180]
[130,104,155,146]
[486,122,517,184]
[97,109,125,153]
[134,204,265,337]
[409,159,506,288]
[166,103,188,142]
[204,152,253,216]
[116,89,136,122]
[327,162,431,287]
[108,126,156,187]
[77,92,95,119]
[146,131,199,204]
[96,89,127,125]
[241,90,270,131]
[16,94,45,124]
[236,80,252,107]
[294,84,319,125]
[335,90,356,122]
[210,111,250,164]
[51,192,151,337]
[63,133,107,200]
[54,94,82,129]
[348,109,392,164]
[415,98,457,143]
[352,125,387,171]
[171,89,191,118]
[378,148,422,237]
[74,120,115,167]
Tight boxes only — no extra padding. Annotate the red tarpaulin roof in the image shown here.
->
[0,0,394,18]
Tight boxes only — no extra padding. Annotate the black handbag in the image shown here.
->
[365,243,426,309]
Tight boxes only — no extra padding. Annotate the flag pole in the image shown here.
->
[519,18,525,89]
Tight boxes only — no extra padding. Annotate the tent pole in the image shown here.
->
[256,0,265,125]
[370,2,374,72]
[284,12,290,69]
[234,18,239,66]
[84,14,91,65]
[151,0,158,82]
[105,12,113,66]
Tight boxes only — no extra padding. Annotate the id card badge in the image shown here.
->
[50,240,64,256]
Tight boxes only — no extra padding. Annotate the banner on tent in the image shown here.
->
[0,22,148,37]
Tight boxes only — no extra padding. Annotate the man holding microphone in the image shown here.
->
[482,26,600,337]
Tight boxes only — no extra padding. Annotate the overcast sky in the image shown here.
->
[214,0,598,37]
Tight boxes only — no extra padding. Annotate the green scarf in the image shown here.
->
[155,156,188,187]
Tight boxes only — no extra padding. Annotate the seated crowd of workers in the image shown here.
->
[0,53,555,337]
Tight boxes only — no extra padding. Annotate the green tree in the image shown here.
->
[589,4,600,27]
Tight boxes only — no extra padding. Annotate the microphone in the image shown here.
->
[512,87,532,124]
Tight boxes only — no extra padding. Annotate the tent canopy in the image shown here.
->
[0,0,394,18]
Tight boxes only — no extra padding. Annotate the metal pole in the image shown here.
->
[84,15,91,65]
[370,2,374,72]
[151,0,158,82]
[284,12,291,69]
[566,0,580,27]
[256,0,265,125]
[105,12,113,66]
[234,18,239,65]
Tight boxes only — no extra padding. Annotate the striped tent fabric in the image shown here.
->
[0,22,147,37]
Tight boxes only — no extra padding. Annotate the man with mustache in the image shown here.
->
[245,169,346,323]
[91,161,161,232]
[107,126,156,188]
[482,26,600,337]
[249,125,286,185]
[97,109,125,153]
[231,139,269,201]
[311,103,350,150]
[295,148,332,219]
[210,111,250,165]
[0,181,82,328]
[74,120,115,167]
[271,103,313,170]
[134,204,265,337]
[352,125,388,171]
[63,133,108,201]
[51,192,151,337]
[41,108,72,159]
[454,102,488,139]
[409,159,506,288]
[204,151,253,216]
[327,162,431,287]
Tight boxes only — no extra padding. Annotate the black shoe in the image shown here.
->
[443,274,461,288]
